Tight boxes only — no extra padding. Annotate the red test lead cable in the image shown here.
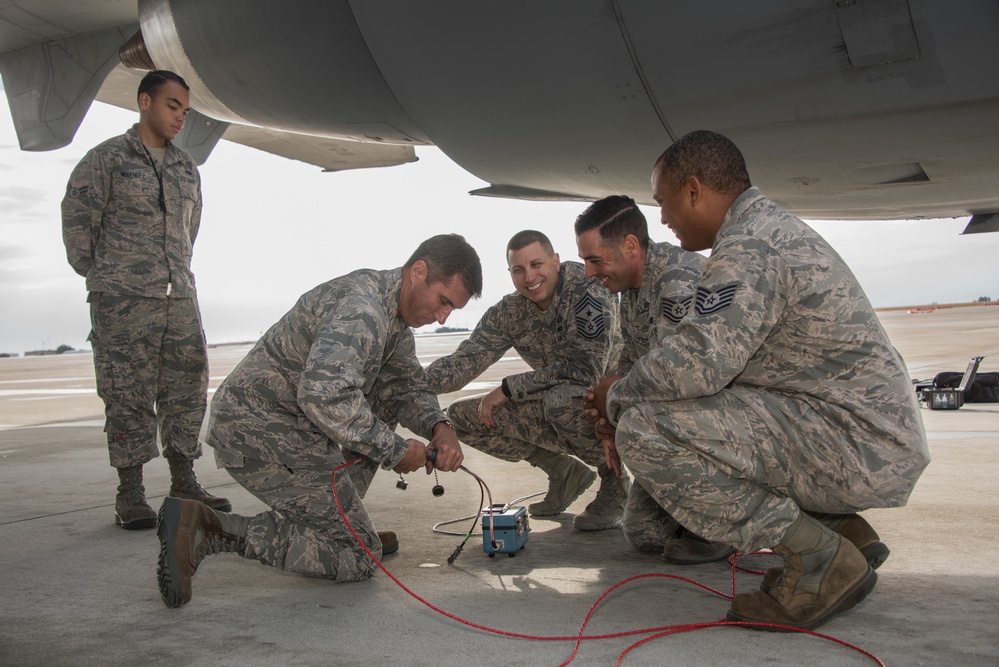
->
[331,458,885,667]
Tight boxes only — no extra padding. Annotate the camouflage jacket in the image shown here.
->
[618,241,705,375]
[426,262,619,400]
[61,124,202,297]
[608,188,929,501]
[207,268,447,470]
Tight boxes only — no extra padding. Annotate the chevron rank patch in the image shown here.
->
[574,292,605,340]
[694,283,739,316]
[660,295,694,325]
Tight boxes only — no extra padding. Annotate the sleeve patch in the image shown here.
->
[574,292,606,340]
[660,295,694,325]
[694,283,739,316]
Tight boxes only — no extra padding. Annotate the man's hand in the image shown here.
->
[393,439,429,474]
[428,421,464,472]
[594,418,616,445]
[603,439,622,477]
[585,373,620,423]
[477,386,508,428]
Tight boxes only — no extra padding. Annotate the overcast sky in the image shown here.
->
[1,97,997,355]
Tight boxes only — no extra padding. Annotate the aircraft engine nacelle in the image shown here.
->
[136,0,429,147]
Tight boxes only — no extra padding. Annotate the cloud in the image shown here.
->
[0,185,53,224]
[0,245,29,262]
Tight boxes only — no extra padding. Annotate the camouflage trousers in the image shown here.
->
[447,384,603,467]
[218,448,382,582]
[615,388,898,553]
[89,293,207,468]
[622,478,683,552]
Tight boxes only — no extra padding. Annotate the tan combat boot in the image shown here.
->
[525,450,596,517]
[167,456,232,512]
[156,497,247,608]
[572,467,631,531]
[114,465,157,530]
[728,513,877,630]
[760,512,889,592]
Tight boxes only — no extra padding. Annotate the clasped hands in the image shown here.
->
[584,373,622,477]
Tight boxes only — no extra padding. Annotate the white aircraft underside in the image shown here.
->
[1,0,997,230]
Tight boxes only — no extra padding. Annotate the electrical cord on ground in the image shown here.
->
[332,457,886,667]
[432,491,544,537]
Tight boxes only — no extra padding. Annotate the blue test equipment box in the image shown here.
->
[481,505,529,557]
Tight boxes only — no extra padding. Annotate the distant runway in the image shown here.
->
[2,304,995,431]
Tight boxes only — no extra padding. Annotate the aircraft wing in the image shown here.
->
[0,2,415,171]
[2,0,999,228]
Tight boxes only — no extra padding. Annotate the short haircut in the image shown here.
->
[405,234,483,298]
[137,70,190,100]
[506,229,554,255]
[654,130,751,196]
[573,195,650,250]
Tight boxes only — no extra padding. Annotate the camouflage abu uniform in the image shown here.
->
[608,188,930,553]
[208,268,448,581]
[615,242,707,551]
[62,124,207,468]
[617,242,705,375]
[426,262,618,468]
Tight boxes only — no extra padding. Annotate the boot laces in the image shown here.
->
[771,547,805,600]
[122,485,146,506]
[203,534,241,556]
[585,480,625,512]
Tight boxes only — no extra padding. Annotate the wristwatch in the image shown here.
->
[435,418,456,431]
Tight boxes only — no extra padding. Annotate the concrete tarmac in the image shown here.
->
[1,304,997,666]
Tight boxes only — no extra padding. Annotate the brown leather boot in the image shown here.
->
[167,456,232,512]
[729,516,877,630]
[378,531,399,556]
[156,497,246,608]
[760,513,888,591]
[114,465,157,530]
[662,528,736,565]
[817,513,890,569]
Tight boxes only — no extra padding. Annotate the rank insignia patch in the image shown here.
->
[574,293,605,340]
[660,295,693,325]
[694,283,739,316]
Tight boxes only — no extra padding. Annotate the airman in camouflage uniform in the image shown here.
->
[591,131,930,630]
[426,231,625,530]
[61,70,229,530]
[155,234,482,607]
[575,196,732,564]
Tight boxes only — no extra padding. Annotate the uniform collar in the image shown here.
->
[717,187,766,242]
[635,241,666,303]
[125,124,180,167]
[386,267,404,323]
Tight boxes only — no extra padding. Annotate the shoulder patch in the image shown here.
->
[660,295,694,325]
[694,283,739,316]
[574,292,605,340]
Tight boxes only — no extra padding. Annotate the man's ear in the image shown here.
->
[622,234,640,259]
[410,259,428,283]
[138,92,152,112]
[687,176,704,208]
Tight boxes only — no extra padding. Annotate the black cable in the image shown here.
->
[446,466,484,564]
